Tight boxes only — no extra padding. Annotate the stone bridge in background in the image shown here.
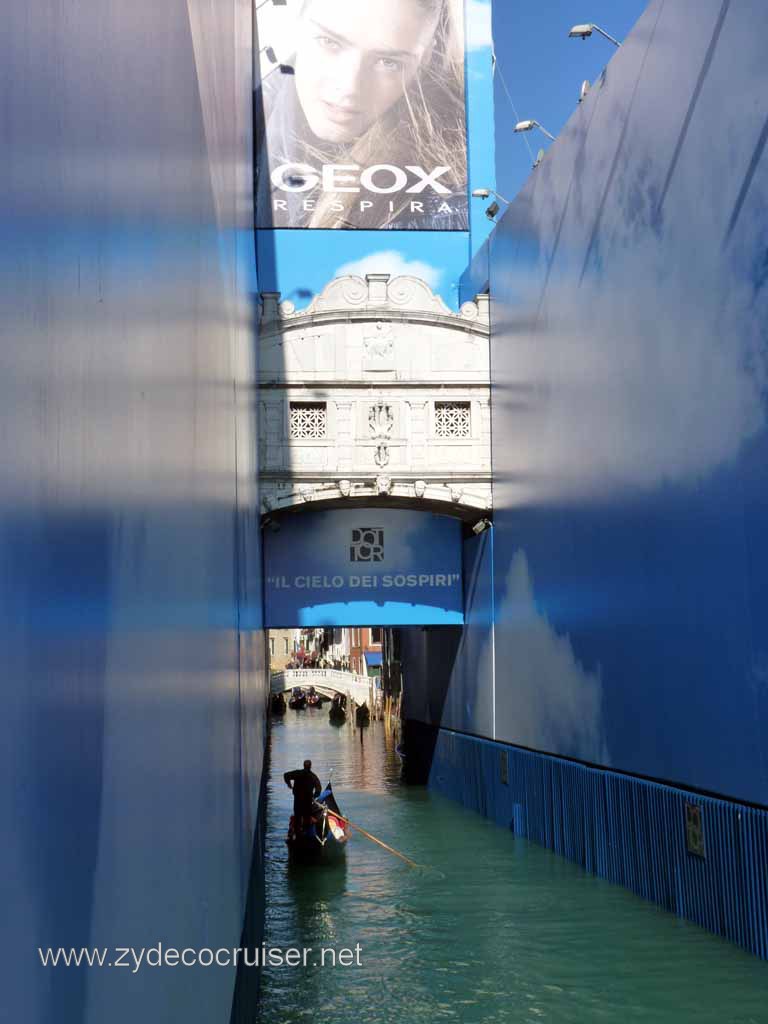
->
[270,668,374,704]
[258,274,492,524]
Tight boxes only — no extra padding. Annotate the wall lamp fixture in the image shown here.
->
[471,188,510,221]
[514,120,556,142]
[472,518,492,536]
[568,23,622,47]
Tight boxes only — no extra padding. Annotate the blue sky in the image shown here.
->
[256,0,649,311]
[492,0,648,204]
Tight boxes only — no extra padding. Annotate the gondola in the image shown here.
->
[355,702,370,726]
[288,686,307,710]
[270,692,287,715]
[307,686,321,708]
[328,693,347,724]
[285,781,350,863]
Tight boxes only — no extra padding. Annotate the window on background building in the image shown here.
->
[289,402,326,439]
[284,638,289,655]
[269,637,275,656]
[370,627,382,644]
[434,401,471,438]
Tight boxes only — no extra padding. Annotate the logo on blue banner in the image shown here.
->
[350,528,384,562]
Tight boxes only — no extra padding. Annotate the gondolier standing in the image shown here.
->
[284,760,322,830]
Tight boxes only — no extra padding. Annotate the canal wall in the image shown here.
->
[425,728,768,961]
[404,0,768,955]
[0,2,268,1022]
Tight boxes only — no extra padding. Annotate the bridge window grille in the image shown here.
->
[290,402,327,439]
[434,401,471,438]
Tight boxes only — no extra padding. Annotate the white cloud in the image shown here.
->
[465,0,494,51]
[333,250,443,289]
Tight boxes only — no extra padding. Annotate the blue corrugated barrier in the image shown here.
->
[428,729,768,959]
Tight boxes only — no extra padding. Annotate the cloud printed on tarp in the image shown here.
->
[465,0,493,51]
[493,550,610,764]
[333,250,443,290]
[494,230,768,504]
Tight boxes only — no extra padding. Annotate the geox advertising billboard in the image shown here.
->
[255,0,469,230]
[264,509,464,626]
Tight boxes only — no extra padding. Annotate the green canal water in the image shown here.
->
[260,712,768,1024]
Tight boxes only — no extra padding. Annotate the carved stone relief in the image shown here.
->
[368,399,395,467]
[363,321,395,371]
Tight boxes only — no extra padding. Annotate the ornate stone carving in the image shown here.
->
[387,275,452,314]
[368,399,394,468]
[363,322,395,371]
[339,479,351,497]
[368,399,394,438]
[290,402,326,439]
[303,276,367,313]
[414,480,426,498]
[434,401,471,438]
[376,475,393,495]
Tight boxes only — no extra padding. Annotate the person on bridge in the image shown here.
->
[284,760,322,830]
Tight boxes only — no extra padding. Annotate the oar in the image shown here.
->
[316,804,420,869]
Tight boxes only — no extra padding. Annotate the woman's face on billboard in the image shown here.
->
[295,0,440,144]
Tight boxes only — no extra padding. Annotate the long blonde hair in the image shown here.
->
[298,0,468,228]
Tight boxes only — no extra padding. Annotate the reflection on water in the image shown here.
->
[261,711,768,1023]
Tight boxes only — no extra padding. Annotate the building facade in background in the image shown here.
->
[268,628,300,670]
[258,274,491,518]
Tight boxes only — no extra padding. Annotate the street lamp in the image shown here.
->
[514,119,556,142]
[471,188,511,221]
[568,23,622,47]
[471,188,510,203]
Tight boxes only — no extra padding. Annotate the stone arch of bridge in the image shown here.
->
[261,492,491,531]
[270,670,373,704]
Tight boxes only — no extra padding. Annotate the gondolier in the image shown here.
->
[284,760,322,828]
[285,775,351,863]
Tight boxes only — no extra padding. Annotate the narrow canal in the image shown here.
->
[261,711,768,1023]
